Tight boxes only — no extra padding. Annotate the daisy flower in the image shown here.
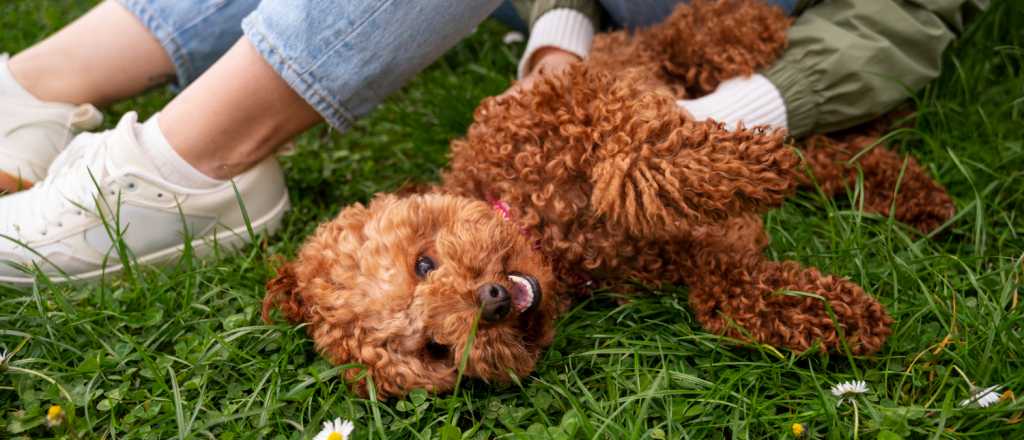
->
[960,385,1002,408]
[313,418,354,440]
[46,404,65,428]
[831,380,869,398]
[831,380,869,406]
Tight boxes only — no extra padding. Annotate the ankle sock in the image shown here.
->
[0,54,43,101]
[139,114,223,189]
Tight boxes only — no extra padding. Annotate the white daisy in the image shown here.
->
[313,418,354,440]
[831,380,869,397]
[960,385,1002,408]
[831,380,869,406]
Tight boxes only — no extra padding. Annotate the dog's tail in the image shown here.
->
[262,263,307,324]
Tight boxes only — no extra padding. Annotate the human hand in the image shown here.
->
[500,47,581,99]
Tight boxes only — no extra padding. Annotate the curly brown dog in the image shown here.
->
[264,0,955,398]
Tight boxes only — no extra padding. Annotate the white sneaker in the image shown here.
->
[0,112,290,285]
[0,99,102,192]
[0,87,104,192]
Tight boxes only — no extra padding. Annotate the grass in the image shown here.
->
[2,0,1023,438]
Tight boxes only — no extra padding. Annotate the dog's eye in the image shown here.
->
[414,255,436,278]
[425,340,451,360]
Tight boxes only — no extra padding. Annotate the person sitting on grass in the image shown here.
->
[0,0,985,285]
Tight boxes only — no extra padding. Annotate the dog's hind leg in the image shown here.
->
[800,134,955,234]
[682,244,892,355]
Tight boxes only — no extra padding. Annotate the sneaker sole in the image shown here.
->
[0,170,33,194]
[0,192,290,286]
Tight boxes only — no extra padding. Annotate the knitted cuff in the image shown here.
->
[762,60,816,138]
[677,73,789,132]
[516,8,595,79]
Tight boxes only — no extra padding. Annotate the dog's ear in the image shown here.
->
[261,199,382,325]
[588,122,798,240]
[262,263,307,323]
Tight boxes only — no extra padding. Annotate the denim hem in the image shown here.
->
[242,14,356,132]
[116,0,195,90]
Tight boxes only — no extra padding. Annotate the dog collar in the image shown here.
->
[487,194,595,290]
[486,194,535,244]
[490,198,513,221]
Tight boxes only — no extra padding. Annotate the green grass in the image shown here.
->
[2,1,1023,438]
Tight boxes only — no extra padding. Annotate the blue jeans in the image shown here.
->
[491,1,796,33]
[118,0,795,131]
[119,0,502,130]
[597,0,795,28]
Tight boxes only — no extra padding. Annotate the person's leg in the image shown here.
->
[159,0,506,180]
[0,0,259,192]
[7,1,173,106]
[492,1,529,33]
[0,0,506,284]
[599,0,796,28]
[8,0,264,107]
[159,38,320,179]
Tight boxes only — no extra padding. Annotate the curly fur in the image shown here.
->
[800,130,956,234]
[265,0,953,398]
[588,0,791,97]
[445,65,800,290]
[263,194,559,397]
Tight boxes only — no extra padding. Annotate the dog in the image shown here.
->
[263,0,954,398]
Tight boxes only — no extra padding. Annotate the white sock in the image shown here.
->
[0,53,43,101]
[677,73,788,132]
[139,114,223,189]
[517,9,595,79]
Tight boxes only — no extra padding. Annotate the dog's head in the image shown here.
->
[263,193,558,398]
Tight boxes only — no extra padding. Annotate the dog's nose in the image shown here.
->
[477,282,511,322]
